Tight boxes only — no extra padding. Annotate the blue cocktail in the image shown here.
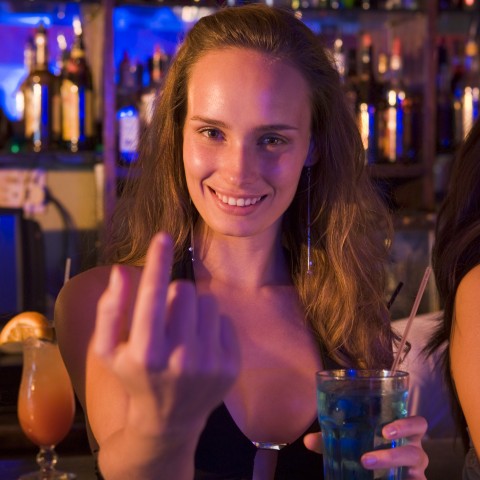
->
[316,369,409,480]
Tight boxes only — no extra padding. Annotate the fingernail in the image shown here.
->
[384,426,398,438]
[362,455,377,467]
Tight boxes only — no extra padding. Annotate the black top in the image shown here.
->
[194,403,324,480]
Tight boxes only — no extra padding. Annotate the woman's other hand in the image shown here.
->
[361,415,429,479]
[304,415,428,479]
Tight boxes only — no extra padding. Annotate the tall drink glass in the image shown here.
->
[316,369,409,480]
[17,326,76,479]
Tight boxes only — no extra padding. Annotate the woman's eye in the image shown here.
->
[200,128,223,140]
[261,135,286,146]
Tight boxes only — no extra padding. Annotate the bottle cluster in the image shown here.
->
[333,32,421,164]
[16,20,95,153]
[438,0,479,10]
[297,0,478,9]
[298,0,421,10]
[116,46,169,166]
[436,33,480,153]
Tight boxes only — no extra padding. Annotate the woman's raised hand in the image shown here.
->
[93,232,241,438]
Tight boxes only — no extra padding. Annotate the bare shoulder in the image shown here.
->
[454,264,480,332]
[458,264,480,293]
[54,266,112,351]
[456,264,480,309]
[56,266,113,317]
[54,266,114,407]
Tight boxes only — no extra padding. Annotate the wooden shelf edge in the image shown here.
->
[368,163,425,179]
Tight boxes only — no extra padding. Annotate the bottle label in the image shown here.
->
[462,87,479,139]
[24,82,50,150]
[61,79,80,142]
[61,80,94,143]
[119,115,139,153]
[24,87,36,138]
[52,89,61,137]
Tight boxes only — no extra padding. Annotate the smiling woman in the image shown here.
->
[54,5,429,480]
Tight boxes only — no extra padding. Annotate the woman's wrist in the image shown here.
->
[97,425,200,480]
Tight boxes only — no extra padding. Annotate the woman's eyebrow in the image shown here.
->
[189,115,298,132]
[189,115,228,128]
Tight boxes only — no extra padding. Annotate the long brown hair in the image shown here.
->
[427,117,480,446]
[106,4,395,369]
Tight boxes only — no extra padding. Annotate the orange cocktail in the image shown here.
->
[18,338,75,446]
[17,329,77,479]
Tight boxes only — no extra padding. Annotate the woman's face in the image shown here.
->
[183,47,312,240]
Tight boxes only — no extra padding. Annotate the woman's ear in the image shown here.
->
[304,140,318,167]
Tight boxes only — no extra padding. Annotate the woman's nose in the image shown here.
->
[222,143,258,185]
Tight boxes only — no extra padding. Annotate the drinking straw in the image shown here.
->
[63,257,72,286]
[391,266,432,374]
[387,281,404,310]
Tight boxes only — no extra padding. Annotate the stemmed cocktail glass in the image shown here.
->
[17,326,76,479]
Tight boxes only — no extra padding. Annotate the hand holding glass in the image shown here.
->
[17,326,76,479]
[316,369,409,480]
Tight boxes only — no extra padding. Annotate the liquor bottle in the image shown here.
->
[0,105,11,150]
[117,102,140,166]
[53,34,68,77]
[22,23,56,152]
[60,18,95,152]
[436,38,454,153]
[15,37,34,122]
[355,33,378,164]
[117,51,142,104]
[116,49,141,166]
[52,34,68,146]
[360,0,373,9]
[332,35,346,81]
[11,37,34,150]
[139,44,165,128]
[330,0,355,8]
[376,38,414,163]
[457,38,480,140]
[373,51,389,162]
[344,47,359,118]
[118,51,137,93]
[451,39,466,146]
[381,0,403,9]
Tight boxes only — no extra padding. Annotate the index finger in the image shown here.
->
[129,232,174,363]
[303,432,323,454]
[382,416,428,444]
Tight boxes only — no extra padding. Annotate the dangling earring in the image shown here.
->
[188,225,195,263]
[188,199,195,263]
[306,166,313,275]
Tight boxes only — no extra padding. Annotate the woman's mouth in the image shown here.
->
[212,189,265,207]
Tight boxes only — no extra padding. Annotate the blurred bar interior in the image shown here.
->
[0,1,478,478]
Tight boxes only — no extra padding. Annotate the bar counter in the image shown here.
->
[0,352,96,480]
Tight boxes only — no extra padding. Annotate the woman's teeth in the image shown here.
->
[216,192,262,207]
